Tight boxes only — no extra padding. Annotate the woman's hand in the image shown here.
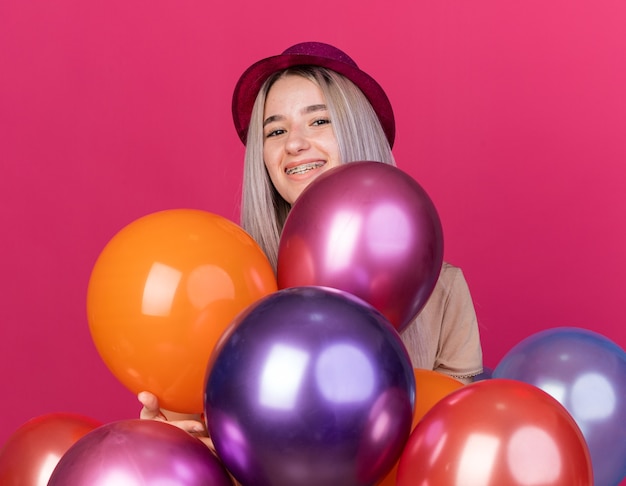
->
[137,392,244,484]
[137,391,214,449]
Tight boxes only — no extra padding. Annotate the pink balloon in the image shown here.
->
[278,162,443,332]
[48,420,233,485]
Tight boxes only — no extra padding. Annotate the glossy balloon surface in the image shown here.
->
[278,162,443,332]
[0,413,101,486]
[87,209,277,413]
[48,420,233,485]
[205,286,415,486]
[411,369,465,426]
[396,379,593,486]
[494,327,626,486]
[378,369,464,486]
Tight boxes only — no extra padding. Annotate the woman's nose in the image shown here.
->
[285,129,310,154]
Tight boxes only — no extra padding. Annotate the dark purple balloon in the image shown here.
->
[48,419,234,486]
[204,286,415,486]
[494,327,626,486]
[277,161,444,333]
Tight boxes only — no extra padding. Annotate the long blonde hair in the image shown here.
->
[241,66,395,271]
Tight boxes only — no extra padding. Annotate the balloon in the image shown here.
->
[87,209,277,413]
[493,327,626,486]
[412,369,465,426]
[277,161,444,333]
[48,419,233,485]
[397,379,593,486]
[0,412,101,486]
[474,365,494,381]
[204,286,415,486]
[377,369,464,486]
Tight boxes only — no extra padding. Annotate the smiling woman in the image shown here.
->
[234,42,481,384]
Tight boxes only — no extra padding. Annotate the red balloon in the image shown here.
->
[278,162,443,332]
[48,420,234,485]
[0,412,101,485]
[396,379,593,486]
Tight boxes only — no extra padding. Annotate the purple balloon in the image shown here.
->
[204,286,415,486]
[277,161,443,333]
[493,327,626,486]
[48,419,234,486]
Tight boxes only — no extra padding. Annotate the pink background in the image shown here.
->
[1,0,625,451]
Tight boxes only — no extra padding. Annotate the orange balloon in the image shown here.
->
[87,209,277,413]
[412,369,464,427]
[377,369,464,486]
[0,413,101,485]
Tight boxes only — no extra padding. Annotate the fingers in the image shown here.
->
[138,391,166,421]
[196,435,216,451]
[137,392,213,455]
[138,392,207,434]
[169,419,207,436]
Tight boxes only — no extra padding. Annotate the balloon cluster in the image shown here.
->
[203,163,441,484]
[1,163,623,485]
[390,330,623,486]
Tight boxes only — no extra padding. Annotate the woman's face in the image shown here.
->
[262,74,341,205]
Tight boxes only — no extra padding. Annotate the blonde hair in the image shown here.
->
[241,66,395,271]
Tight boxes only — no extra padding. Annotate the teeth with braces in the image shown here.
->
[286,162,325,175]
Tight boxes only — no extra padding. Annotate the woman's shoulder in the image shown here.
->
[436,261,472,296]
[440,261,463,280]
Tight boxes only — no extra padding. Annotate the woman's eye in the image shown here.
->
[266,128,285,138]
[312,118,331,126]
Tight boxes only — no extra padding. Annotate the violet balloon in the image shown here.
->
[277,161,444,333]
[48,420,234,486]
[494,327,626,486]
[204,286,416,486]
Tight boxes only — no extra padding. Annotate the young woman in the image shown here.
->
[139,41,483,438]
[234,41,482,381]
